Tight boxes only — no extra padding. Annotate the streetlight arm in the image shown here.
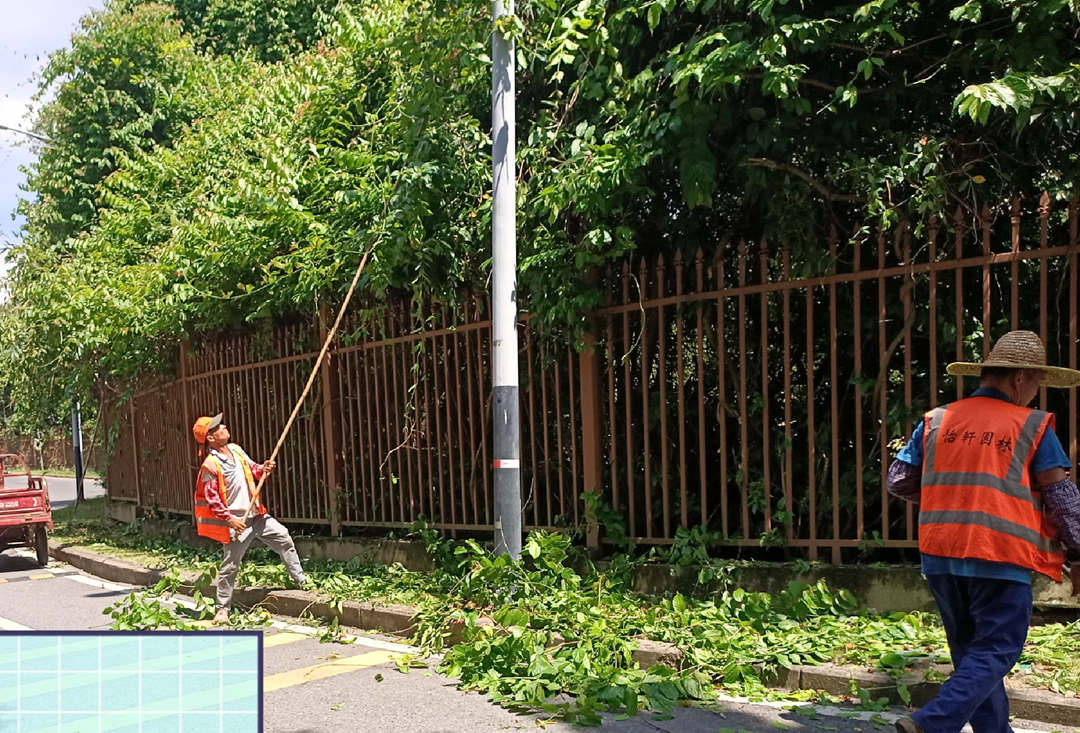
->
[0,124,51,144]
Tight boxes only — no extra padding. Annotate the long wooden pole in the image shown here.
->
[232,136,424,534]
[235,244,376,535]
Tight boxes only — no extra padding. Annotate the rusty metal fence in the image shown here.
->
[106,195,1080,559]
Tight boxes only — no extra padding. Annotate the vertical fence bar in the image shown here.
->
[737,243,750,542]
[539,339,553,527]
[1070,199,1079,468]
[805,275,817,560]
[605,280,618,516]
[656,254,670,538]
[390,329,409,522]
[442,313,460,526]
[623,263,636,536]
[400,325,419,521]
[852,233,864,545]
[759,241,772,535]
[130,400,142,508]
[878,227,889,543]
[179,342,194,502]
[554,341,567,523]
[981,203,992,353]
[407,327,423,521]
[695,249,707,527]
[954,207,966,400]
[319,306,341,535]
[715,250,727,539]
[675,252,688,528]
[783,246,793,542]
[474,298,492,524]
[362,336,380,523]
[525,326,540,527]
[567,346,579,526]
[641,257,653,538]
[1011,197,1021,331]
[828,229,840,562]
[928,217,939,408]
[422,329,436,523]
[463,313,480,525]
[373,341,390,522]
[579,330,603,550]
[340,350,359,523]
[1039,193,1050,411]
[901,223,915,540]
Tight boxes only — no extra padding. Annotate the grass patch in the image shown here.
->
[42,468,103,479]
[50,496,107,524]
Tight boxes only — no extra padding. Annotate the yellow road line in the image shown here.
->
[263,632,309,648]
[28,573,54,580]
[0,578,7,583]
[264,650,395,692]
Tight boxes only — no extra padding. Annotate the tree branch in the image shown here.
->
[745,158,863,203]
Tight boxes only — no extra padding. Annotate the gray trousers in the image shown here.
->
[216,514,306,609]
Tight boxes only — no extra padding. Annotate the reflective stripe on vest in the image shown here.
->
[918,396,1063,580]
[193,445,265,544]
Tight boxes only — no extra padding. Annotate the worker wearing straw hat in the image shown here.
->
[888,330,1080,733]
[192,413,310,624]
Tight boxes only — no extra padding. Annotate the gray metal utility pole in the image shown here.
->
[71,402,85,506]
[491,0,522,560]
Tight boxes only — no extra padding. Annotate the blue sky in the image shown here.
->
[0,0,105,273]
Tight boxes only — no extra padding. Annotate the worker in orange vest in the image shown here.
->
[192,413,309,624]
[888,330,1080,733]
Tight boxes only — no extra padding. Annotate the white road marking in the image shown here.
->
[0,614,31,630]
[268,618,420,654]
[61,573,134,593]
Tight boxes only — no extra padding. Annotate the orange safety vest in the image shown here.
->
[919,396,1064,581]
[193,444,267,544]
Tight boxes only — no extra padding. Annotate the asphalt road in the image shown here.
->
[42,475,106,510]
[0,541,1075,731]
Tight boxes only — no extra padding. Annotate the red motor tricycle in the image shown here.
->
[0,453,52,566]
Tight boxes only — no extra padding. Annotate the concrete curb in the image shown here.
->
[782,663,1080,727]
[48,542,1080,727]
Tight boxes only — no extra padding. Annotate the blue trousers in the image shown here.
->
[913,574,1032,733]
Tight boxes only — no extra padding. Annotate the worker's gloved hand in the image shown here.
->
[228,517,246,533]
[263,460,276,475]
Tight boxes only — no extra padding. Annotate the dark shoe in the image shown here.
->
[895,716,925,733]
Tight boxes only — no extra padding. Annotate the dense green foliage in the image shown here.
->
[5,0,1080,428]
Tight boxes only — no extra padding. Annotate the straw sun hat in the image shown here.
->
[946,330,1080,388]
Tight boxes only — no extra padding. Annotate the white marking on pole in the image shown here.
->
[493,459,519,469]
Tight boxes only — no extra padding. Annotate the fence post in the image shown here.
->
[319,305,343,537]
[129,399,142,508]
[579,330,604,552]
[179,342,196,498]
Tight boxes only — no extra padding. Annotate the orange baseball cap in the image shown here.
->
[192,413,223,444]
